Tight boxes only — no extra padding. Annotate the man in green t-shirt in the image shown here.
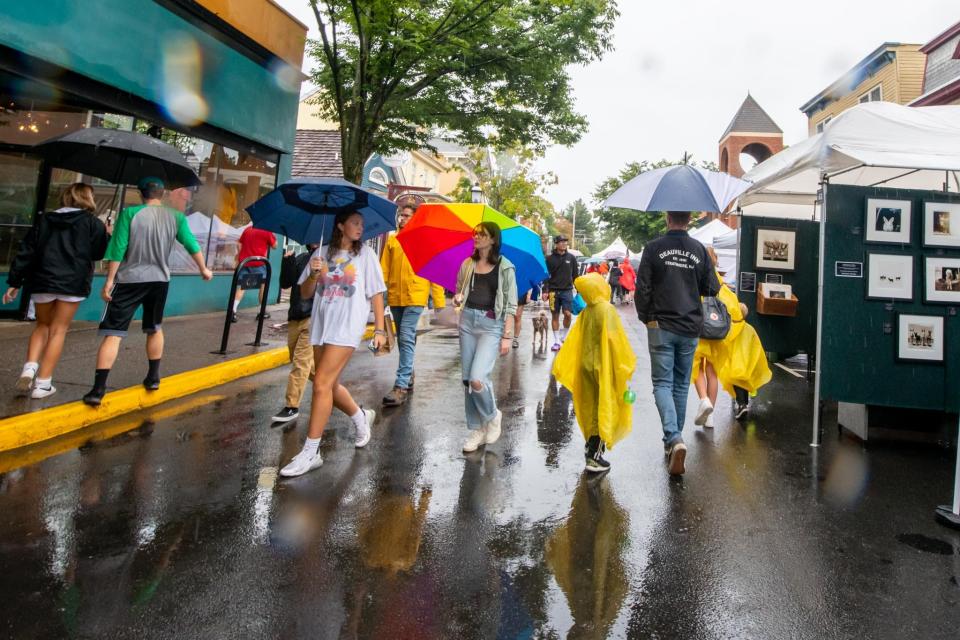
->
[82,177,213,406]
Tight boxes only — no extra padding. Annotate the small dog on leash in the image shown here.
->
[532,312,548,352]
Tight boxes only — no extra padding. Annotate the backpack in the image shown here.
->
[700,296,731,340]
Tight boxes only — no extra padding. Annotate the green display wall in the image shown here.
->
[820,184,960,412]
[737,216,820,360]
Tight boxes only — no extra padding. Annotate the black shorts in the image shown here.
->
[99,281,169,337]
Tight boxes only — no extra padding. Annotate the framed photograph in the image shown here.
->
[865,198,911,244]
[897,313,944,363]
[923,202,960,247]
[755,227,796,271]
[923,256,960,304]
[866,253,913,300]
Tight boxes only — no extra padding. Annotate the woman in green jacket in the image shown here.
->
[452,222,517,453]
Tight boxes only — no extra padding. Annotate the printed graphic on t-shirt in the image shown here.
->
[320,255,358,300]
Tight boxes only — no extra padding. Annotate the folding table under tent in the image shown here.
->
[740,101,960,530]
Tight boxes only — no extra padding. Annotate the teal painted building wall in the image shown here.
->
[0,0,300,321]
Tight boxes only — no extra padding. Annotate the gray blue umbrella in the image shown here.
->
[246,178,396,244]
[601,164,751,213]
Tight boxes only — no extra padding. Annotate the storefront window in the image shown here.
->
[0,93,280,274]
[0,152,41,269]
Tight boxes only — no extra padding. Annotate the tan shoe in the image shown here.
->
[668,442,687,476]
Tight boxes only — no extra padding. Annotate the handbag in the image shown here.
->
[700,296,731,340]
[372,311,397,357]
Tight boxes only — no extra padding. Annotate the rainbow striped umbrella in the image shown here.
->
[396,203,548,295]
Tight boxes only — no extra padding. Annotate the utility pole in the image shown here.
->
[571,204,577,250]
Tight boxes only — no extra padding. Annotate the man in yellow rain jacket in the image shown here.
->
[381,204,447,407]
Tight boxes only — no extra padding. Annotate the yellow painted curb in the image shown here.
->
[0,347,289,452]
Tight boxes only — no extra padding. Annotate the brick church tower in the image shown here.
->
[715,94,783,226]
[719,94,783,178]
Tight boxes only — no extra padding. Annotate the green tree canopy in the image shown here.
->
[307,0,619,182]
[591,158,718,249]
[451,147,556,232]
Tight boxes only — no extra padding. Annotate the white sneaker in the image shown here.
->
[694,398,714,426]
[15,367,36,396]
[279,449,323,477]
[355,409,375,448]
[462,426,487,453]
[703,413,715,429]
[484,409,503,445]
[31,384,56,399]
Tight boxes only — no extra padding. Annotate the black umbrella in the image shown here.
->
[32,127,200,188]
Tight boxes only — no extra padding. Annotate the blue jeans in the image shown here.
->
[647,326,698,447]
[459,308,503,429]
[391,305,423,389]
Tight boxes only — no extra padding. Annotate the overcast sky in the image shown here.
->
[274,0,957,209]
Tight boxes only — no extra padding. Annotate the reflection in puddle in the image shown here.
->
[546,474,629,638]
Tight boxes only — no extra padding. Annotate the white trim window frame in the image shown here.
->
[859,84,883,104]
[816,116,833,134]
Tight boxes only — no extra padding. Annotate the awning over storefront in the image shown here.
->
[740,102,960,218]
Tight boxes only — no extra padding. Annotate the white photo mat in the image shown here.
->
[923,202,960,248]
[897,314,944,363]
[924,256,960,304]
[865,198,911,244]
[866,253,913,300]
[755,227,796,271]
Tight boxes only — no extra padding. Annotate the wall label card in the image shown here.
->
[765,273,784,284]
[835,261,863,278]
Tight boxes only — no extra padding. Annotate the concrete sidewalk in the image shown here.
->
[0,305,292,448]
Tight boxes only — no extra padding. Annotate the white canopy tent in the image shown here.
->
[741,102,960,219]
[592,236,630,260]
[690,219,737,284]
[739,102,960,530]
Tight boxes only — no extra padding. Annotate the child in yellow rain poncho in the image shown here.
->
[552,273,636,473]
[692,247,771,426]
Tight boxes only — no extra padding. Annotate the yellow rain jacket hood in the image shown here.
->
[552,273,636,448]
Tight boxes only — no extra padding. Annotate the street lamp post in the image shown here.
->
[470,182,484,204]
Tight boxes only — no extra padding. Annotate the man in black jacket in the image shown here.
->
[635,212,720,476]
[544,235,579,351]
[271,244,318,423]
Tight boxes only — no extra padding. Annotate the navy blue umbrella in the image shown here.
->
[601,164,751,213]
[246,178,396,244]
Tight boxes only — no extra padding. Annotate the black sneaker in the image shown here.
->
[735,402,749,420]
[272,407,299,423]
[230,312,238,323]
[83,388,105,406]
[256,312,271,320]
[585,454,611,473]
[143,377,160,391]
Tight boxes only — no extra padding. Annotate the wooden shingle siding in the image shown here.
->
[923,34,960,91]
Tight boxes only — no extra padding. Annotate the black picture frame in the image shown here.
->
[864,197,912,245]
[895,313,944,364]
[922,256,960,305]
[865,253,913,301]
[754,227,796,272]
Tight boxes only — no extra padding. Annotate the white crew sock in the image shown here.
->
[21,362,39,376]
[560,328,568,341]
[552,330,560,344]
[232,300,240,312]
[350,408,366,429]
[34,377,52,389]
[302,437,321,455]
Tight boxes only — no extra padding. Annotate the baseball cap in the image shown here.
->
[137,176,165,191]
[554,234,568,242]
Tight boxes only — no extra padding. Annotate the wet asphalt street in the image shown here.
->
[1,307,959,639]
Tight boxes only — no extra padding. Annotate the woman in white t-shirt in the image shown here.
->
[280,210,388,477]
